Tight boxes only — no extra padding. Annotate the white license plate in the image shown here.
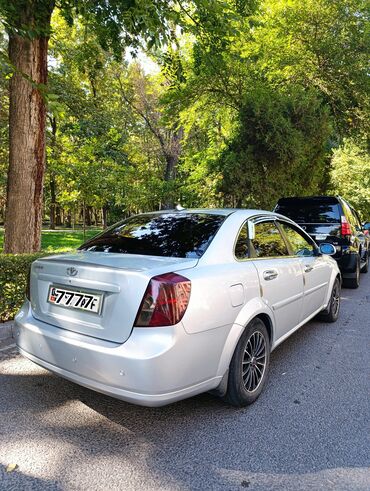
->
[48,286,102,314]
[315,234,328,241]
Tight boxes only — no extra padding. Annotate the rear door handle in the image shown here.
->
[304,265,313,273]
[263,270,278,281]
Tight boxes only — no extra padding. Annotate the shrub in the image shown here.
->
[0,253,51,322]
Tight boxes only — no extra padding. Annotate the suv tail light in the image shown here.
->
[341,216,351,237]
[134,273,191,327]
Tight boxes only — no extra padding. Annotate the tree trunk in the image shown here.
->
[93,209,99,226]
[66,210,72,228]
[82,201,86,242]
[4,29,50,253]
[85,206,92,226]
[49,175,56,229]
[55,205,62,226]
[102,206,108,229]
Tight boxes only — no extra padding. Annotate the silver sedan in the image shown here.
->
[15,209,341,407]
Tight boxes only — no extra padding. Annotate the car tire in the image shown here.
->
[343,257,360,289]
[224,318,270,407]
[360,250,368,274]
[318,277,341,323]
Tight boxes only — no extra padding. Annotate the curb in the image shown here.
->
[0,321,14,340]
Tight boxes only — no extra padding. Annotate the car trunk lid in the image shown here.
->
[30,252,198,344]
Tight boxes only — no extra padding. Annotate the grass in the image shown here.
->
[0,228,101,253]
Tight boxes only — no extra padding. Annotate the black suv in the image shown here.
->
[274,196,369,288]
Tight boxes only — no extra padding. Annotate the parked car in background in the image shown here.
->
[274,196,369,288]
[15,209,340,407]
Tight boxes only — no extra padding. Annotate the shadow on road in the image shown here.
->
[1,298,368,490]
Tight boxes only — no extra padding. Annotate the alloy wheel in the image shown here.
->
[242,331,267,393]
[331,282,340,317]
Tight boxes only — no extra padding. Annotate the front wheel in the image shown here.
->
[224,318,270,407]
[318,277,341,323]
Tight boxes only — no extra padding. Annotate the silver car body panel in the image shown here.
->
[29,253,198,343]
[15,209,340,406]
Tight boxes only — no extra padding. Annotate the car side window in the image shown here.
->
[251,221,289,258]
[235,223,249,259]
[279,222,315,257]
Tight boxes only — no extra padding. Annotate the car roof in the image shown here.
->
[276,196,340,204]
[136,208,280,218]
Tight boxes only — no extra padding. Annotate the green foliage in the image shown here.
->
[0,252,49,322]
[1,0,369,232]
[214,86,332,208]
[0,228,99,321]
[253,0,370,136]
[330,140,370,219]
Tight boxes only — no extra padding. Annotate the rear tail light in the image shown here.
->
[341,216,351,237]
[134,273,191,327]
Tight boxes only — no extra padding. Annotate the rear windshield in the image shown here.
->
[275,199,341,224]
[79,212,226,258]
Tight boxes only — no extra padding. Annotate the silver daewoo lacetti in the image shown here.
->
[15,209,341,407]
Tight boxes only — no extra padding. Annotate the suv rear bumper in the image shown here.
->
[14,301,225,407]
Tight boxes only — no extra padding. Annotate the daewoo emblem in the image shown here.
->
[66,267,78,277]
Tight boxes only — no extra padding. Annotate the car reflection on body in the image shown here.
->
[15,209,341,407]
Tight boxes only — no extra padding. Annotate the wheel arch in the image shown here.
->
[255,313,273,345]
[215,300,275,380]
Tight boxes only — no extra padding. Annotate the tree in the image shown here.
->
[213,86,332,208]
[0,23,9,223]
[253,0,370,136]
[1,1,53,252]
[0,0,208,252]
[171,0,369,208]
[330,140,370,218]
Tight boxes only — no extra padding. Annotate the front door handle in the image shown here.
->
[263,270,278,281]
[304,265,313,273]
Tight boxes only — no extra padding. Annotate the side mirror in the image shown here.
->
[247,221,255,240]
[319,243,336,256]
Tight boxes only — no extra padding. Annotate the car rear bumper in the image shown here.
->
[14,301,225,407]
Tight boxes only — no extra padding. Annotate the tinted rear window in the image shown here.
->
[79,213,226,258]
[275,199,341,224]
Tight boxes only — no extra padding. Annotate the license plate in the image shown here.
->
[48,286,102,314]
[315,234,327,241]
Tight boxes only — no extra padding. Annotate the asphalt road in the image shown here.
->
[0,274,369,491]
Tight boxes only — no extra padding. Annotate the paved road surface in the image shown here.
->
[0,274,369,490]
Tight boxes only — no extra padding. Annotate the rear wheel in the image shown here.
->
[224,318,270,407]
[318,277,341,323]
[343,257,360,289]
